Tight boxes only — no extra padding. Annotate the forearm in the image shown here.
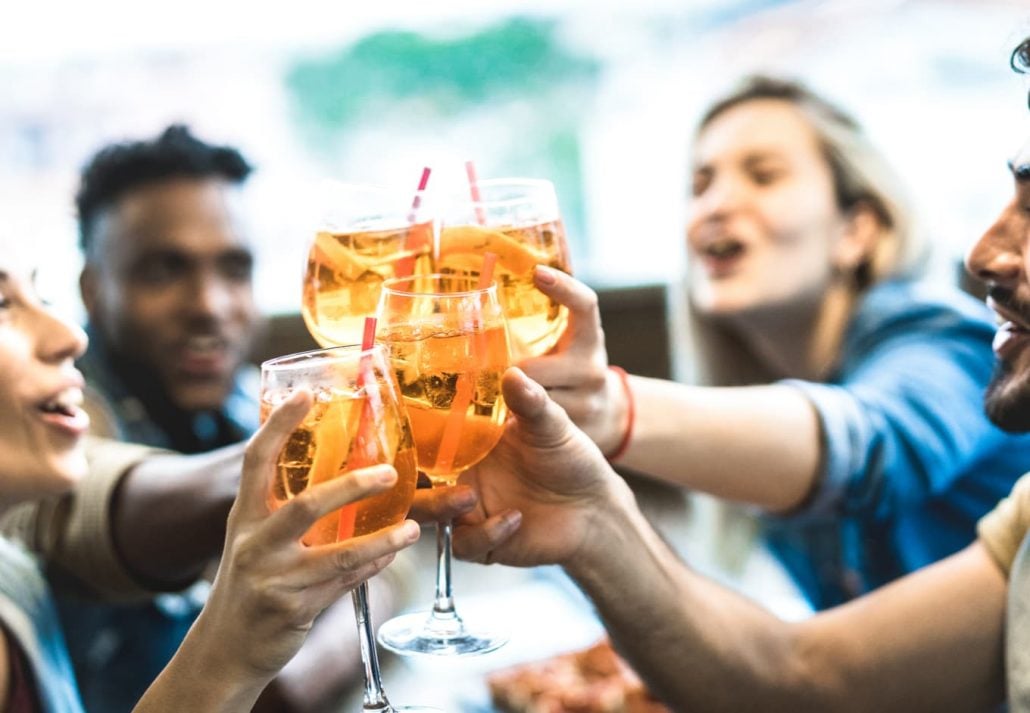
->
[133,612,266,712]
[618,376,821,511]
[112,444,243,587]
[565,483,810,709]
[568,494,1005,712]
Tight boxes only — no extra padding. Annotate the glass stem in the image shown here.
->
[353,582,394,712]
[432,520,456,617]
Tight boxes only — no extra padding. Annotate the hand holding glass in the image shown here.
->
[261,344,435,712]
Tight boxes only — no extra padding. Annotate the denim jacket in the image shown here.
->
[767,280,1030,608]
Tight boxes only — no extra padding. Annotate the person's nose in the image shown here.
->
[36,305,88,364]
[690,173,744,224]
[188,271,234,320]
[965,201,1024,289]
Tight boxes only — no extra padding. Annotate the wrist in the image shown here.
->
[562,475,637,578]
[172,610,271,707]
[603,366,635,462]
[564,473,634,572]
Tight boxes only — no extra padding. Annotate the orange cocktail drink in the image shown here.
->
[378,322,508,485]
[301,181,433,348]
[438,178,571,359]
[374,272,511,657]
[261,344,418,546]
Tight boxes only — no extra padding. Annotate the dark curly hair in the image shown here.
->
[76,124,253,258]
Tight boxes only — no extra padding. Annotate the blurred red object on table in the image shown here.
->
[487,639,670,713]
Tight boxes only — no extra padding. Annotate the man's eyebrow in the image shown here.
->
[1008,160,1030,182]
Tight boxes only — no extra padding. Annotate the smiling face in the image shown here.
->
[81,177,258,413]
[965,137,1030,432]
[0,259,90,505]
[686,98,857,320]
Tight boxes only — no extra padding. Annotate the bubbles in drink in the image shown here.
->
[378,323,508,483]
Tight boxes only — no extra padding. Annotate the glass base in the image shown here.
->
[365,706,442,713]
[377,610,508,657]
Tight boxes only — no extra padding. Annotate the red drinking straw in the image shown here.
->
[360,315,378,351]
[396,167,433,279]
[435,252,497,474]
[465,160,487,226]
[407,166,431,223]
[338,316,380,539]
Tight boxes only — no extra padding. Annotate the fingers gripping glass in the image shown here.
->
[261,344,437,712]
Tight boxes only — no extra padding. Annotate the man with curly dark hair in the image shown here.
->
[54,125,413,713]
[77,124,260,453]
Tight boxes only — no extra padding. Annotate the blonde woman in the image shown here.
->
[523,76,1030,608]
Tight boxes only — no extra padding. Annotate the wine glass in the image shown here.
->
[374,273,511,656]
[437,178,572,359]
[261,344,436,712]
[302,181,433,348]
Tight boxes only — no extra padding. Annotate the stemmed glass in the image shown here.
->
[261,344,435,712]
[374,273,511,656]
[302,181,433,348]
[437,177,572,359]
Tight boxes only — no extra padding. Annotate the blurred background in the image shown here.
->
[3,0,1030,319]
[4,2,1030,708]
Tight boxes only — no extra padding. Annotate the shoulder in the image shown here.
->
[853,280,993,334]
[842,280,995,359]
[978,474,1030,575]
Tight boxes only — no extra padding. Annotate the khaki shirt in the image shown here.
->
[0,437,162,601]
[978,472,1030,574]
[979,473,1030,712]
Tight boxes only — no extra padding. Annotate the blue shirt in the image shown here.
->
[0,537,85,713]
[57,327,259,713]
[766,279,1030,609]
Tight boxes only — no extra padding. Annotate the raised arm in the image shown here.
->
[111,444,245,587]
[571,493,1005,711]
[522,266,819,511]
[524,269,1008,515]
[134,391,421,712]
[453,368,1007,712]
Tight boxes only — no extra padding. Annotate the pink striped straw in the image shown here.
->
[407,166,431,223]
[396,167,432,279]
[434,252,498,474]
[465,160,487,225]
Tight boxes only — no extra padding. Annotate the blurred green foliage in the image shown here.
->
[286,17,600,128]
[285,16,602,264]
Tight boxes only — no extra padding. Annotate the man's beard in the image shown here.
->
[985,358,1030,433]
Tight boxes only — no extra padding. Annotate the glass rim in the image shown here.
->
[316,179,431,230]
[380,273,499,298]
[260,342,384,372]
[456,177,557,210]
[318,178,428,199]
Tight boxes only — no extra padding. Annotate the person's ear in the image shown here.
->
[833,202,882,276]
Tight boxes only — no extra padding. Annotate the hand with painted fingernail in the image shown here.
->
[135,390,421,711]
[519,267,631,457]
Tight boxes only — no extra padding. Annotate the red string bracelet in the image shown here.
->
[605,366,635,462]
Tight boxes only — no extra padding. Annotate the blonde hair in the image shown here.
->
[676,75,925,386]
